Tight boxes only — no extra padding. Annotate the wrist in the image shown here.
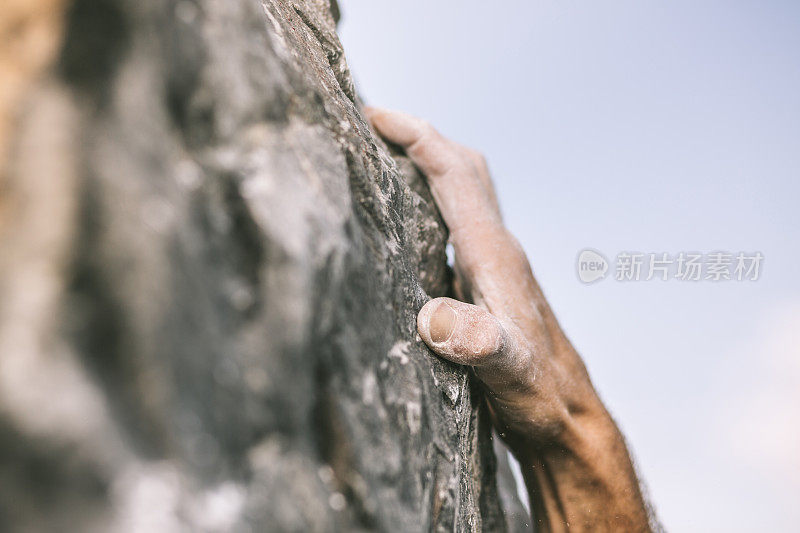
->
[504,396,650,532]
[497,385,615,456]
[483,353,611,451]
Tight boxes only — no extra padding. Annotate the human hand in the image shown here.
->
[365,107,653,532]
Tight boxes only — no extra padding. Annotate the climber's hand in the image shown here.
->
[365,107,653,532]
[365,106,592,444]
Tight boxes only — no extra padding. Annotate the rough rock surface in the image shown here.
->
[0,0,528,530]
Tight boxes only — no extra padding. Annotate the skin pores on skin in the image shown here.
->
[365,106,653,533]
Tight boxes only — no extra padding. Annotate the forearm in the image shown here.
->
[467,258,651,531]
[504,387,651,532]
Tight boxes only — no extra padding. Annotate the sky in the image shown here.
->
[339,1,800,531]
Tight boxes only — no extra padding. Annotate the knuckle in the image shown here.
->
[510,238,530,265]
[499,232,531,269]
[467,147,486,163]
[460,148,489,178]
[409,120,438,149]
[416,119,435,137]
[419,119,434,133]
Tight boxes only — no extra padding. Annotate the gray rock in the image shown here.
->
[0,0,528,530]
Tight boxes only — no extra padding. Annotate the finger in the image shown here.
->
[367,107,544,333]
[417,297,512,368]
[365,107,501,244]
[365,106,466,179]
[461,147,501,218]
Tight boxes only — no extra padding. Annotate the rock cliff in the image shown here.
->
[0,0,528,530]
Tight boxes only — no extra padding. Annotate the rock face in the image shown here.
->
[0,0,527,531]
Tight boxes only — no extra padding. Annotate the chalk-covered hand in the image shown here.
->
[366,107,653,533]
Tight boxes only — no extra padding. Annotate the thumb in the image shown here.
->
[417,297,510,367]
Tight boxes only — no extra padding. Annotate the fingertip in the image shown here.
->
[416,298,438,346]
[362,105,381,121]
[362,105,390,124]
[364,107,426,146]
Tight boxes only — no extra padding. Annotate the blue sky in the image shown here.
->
[339,1,800,531]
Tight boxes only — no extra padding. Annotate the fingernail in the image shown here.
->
[429,301,456,343]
